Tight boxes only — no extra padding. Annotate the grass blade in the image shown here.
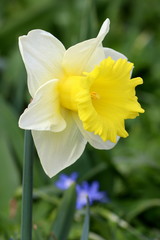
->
[50,184,76,240]
[81,197,90,240]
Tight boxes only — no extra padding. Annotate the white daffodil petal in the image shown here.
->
[104,47,127,60]
[73,114,120,150]
[32,111,87,177]
[62,39,105,75]
[19,79,66,132]
[19,30,65,97]
[97,18,110,40]
[62,18,110,75]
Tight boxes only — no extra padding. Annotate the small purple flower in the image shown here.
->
[76,181,109,210]
[55,173,109,210]
[55,172,78,190]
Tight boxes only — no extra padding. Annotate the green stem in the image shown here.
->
[21,130,34,240]
[81,197,90,240]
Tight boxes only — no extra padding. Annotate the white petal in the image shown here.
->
[97,18,110,40]
[32,111,87,177]
[19,30,65,97]
[19,79,66,132]
[73,114,119,150]
[62,18,110,75]
[104,47,127,60]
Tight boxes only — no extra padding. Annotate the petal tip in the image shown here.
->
[45,170,54,178]
[18,113,25,129]
[97,18,110,39]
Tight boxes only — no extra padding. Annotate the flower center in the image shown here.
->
[59,57,144,142]
[91,91,100,100]
[79,191,88,200]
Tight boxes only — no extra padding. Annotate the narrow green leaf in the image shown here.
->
[94,207,149,240]
[81,197,90,240]
[0,96,23,167]
[50,184,76,240]
[126,198,160,221]
[0,136,19,217]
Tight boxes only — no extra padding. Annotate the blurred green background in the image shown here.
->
[0,0,160,239]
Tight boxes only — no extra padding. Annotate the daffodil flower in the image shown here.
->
[19,18,144,177]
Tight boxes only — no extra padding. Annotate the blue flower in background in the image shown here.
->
[55,173,109,210]
[76,181,108,210]
[55,172,78,190]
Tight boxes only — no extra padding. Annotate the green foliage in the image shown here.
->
[0,0,160,239]
[50,184,76,240]
[81,198,90,240]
